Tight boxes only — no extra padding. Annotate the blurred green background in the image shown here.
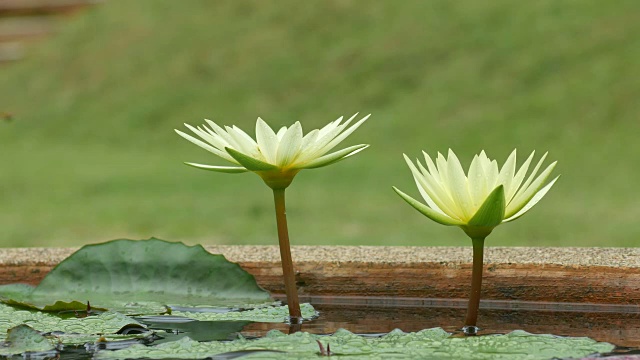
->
[1,0,639,248]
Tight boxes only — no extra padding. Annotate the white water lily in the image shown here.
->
[393,149,559,239]
[176,113,370,189]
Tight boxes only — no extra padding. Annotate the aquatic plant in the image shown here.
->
[0,239,272,313]
[176,114,370,319]
[393,149,558,333]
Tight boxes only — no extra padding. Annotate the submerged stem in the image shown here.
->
[464,237,486,331]
[272,188,302,320]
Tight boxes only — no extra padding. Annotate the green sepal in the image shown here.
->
[185,162,248,173]
[468,185,505,228]
[225,147,279,171]
[393,187,464,226]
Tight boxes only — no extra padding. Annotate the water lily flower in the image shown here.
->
[175,114,370,189]
[393,149,558,333]
[393,149,559,239]
[176,114,370,322]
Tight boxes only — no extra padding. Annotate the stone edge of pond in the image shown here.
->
[1,246,639,304]
[1,245,639,266]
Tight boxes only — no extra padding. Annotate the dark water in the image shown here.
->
[9,296,640,359]
[270,295,640,348]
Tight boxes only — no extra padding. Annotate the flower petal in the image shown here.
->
[225,147,279,171]
[230,125,259,156]
[507,150,535,203]
[292,129,321,165]
[435,152,450,185]
[301,144,369,169]
[504,175,559,222]
[511,152,548,202]
[175,129,236,163]
[318,115,344,138]
[191,124,229,151]
[467,154,487,210]
[479,151,499,189]
[487,160,499,189]
[412,156,461,219]
[204,119,228,137]
[275,121,303,167]
[300,129,320,150]
[505,160,557,218]
[404,155,446,216]
[184,162,248,173]
[497,149,517,198]
[255,117,278,164]
[317,113,370,155]
[224,126,256,157]
[276,126,287,140]
[468,185,506,228]
[304,113,364,159]
[446,149,473,221]
[204,120,239,149]
[393,187,464,226]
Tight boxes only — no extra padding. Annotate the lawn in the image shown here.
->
[1,0,639,247]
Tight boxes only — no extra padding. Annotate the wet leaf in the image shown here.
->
[0,324,57,356]
[0,303,149,345]
[138,318,250,342]
[94,328,615,360]
[0,238,271,313]
[168,303,318,323]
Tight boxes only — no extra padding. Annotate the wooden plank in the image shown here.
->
[0,0,97,16]
[0,246,638,305]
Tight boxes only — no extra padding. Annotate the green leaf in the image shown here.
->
[0,303,149,345]
[136,318,249,341]
[393,187,464,226]
[0,325,57,356]
[468,185,506,228]
[169,303,318,323]
[0,238,271,313]
[225,147,279,171]
[184,162,248,173]
[94,328,615,360]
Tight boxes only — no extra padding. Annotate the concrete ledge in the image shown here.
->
[1,246,639,305]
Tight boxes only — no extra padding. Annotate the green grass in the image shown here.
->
[1,0,639,247]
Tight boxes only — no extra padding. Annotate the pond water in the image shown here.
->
[23,295,640,359]
[265,295,640,348]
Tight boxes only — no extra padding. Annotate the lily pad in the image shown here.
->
[0,238,271,313]
[167,303,318,323]
[0,325,57,356]
[140,319,250,342]
[94,328,615,360]
[0,303,149,345]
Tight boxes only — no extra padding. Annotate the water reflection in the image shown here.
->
[242,295,640,347]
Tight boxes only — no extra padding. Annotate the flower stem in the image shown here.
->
[464,237,486,330]
[272,188,302,320]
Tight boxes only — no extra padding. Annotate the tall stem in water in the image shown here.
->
[464,237,485,332]
[272,188,302,320]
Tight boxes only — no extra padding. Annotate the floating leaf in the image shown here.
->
[0,325,57,356]
[95,328,615,360]
[138,318,250,342]
[167,303,318,323]
[0,238,271,313]
[0,303,149,345]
